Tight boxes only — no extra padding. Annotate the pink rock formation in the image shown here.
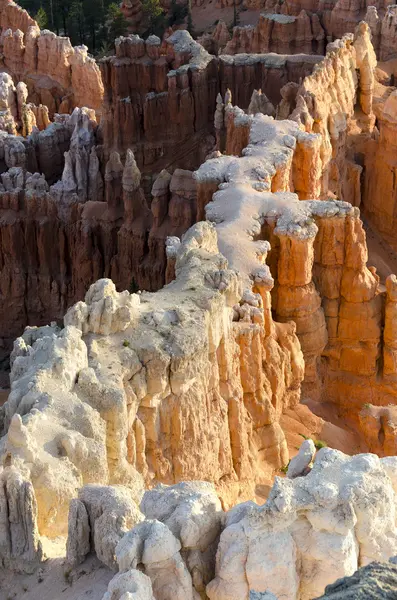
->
[361,89,397,247]
[0,0,103,114]
[223,12,325,55]
[121,0,143,25]
[197,20,231,55]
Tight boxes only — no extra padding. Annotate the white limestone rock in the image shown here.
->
[102,569,155,600]
[141,481,224,595]
[0,467,43,573]
[287,438,316,478]
[68,483,145,569]
[66,498,90,567]
[116,519,195,600]
[0,325,108,537]
[141,481,223,550]
[65,279,140,335]
[207,449,397,600]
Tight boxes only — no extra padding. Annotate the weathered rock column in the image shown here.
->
[276,227,327,393]
[383,274,397,381]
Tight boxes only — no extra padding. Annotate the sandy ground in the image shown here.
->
[0,552,113,600]
[192,4,261,34]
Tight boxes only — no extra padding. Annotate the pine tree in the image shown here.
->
[106,3,129,42]
[168,0,187,27]
[233,0,240,27]
[187,0,193,34]
[34,6,48,28]
[142,0,166,36]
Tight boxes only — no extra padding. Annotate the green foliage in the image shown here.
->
[280,461,290,474]
[168,0,187,27]
[142,0,166,36]
[233,0,240,27]
[123,339,130,347]
[298,433,327,450]
[106,3,129,42]
[18,0,129,53]
[34,6,48,28]
[314,439,327,450]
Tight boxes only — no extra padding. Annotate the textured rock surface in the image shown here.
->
[140,481,223,596]
[1,5,397,590]
[0,110,198,366]
[1,214,306,538]
[286,438,315,477]
[67,483,144,569]
[0,27,324,359]
[207,449,397,600]
[316,561,397,599]
[102,569,154,600]
[361,87,397,249]
[3,25,397,549]
[0,0,103,114]
[0,467,43,573]
[276,0,397,60]
[223,12,325,56]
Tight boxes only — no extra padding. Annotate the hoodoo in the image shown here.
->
[1,0,397,598]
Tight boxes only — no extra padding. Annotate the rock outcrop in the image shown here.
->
[2,23,396,547]
[0,25,326,362]
[0,467,43,573]
[67,483,144,569]
[87,449,397,600]
[208,449,397,600]
[316,561,397,599]
[121,0,143,26]
[0,107,200,366]
[2,214,305,537]
[272,0,397,61]
[222,12,325,56]
[0,0,103,114]
[100,29,321,177]
[361,89,397,248]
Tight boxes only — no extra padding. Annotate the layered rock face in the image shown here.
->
[367,4,397,62]
[0,0,103,115]
[2,6,397,597]
[222,12,325,56]
[0,108,199,369]
[361,89,397,248]
[0,23,325,356]
[197,25,396,413]
[208,449,397,600]
[60,448,397,600]
[99,30,218,175]
[2,21,395,548]
[222,0,397,61]
[99,30,319,176]
[278,0,396,53]
[2,218,305,538]
[218,52,322,108]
